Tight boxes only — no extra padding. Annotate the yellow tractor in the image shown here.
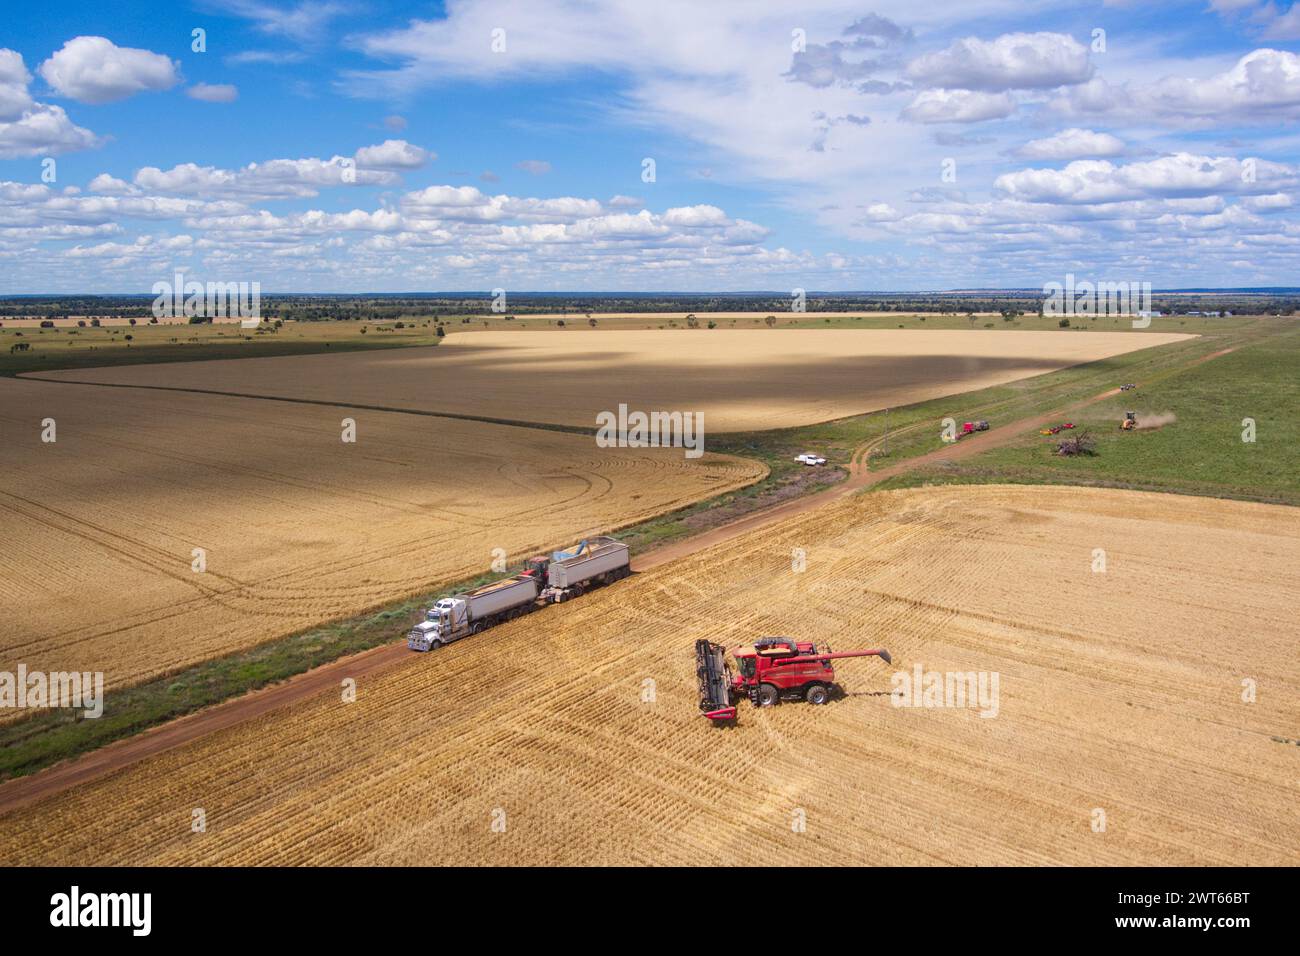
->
[1120,411,1137,431]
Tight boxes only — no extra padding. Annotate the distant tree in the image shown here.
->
[557,319,565,327]
[707,319,716,329]
[1058,317,1071,328]
[77,320,86,327]
[685,313,699,329]
[589,318,597,327]
[129,318,137,326]
[764,315,777,328]
[436,325,445,338]
[1056,430,1095,457]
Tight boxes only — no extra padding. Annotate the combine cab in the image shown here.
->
[696,637,892,724]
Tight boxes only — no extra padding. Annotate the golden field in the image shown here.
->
[30,328,1196,432]
[4,484,1295,865]
[0,377,763,690]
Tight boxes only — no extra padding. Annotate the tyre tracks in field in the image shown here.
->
[0,345,1237,815]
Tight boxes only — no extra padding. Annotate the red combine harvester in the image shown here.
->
[695,637,892,723]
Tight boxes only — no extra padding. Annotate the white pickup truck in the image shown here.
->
[795,453,827,466]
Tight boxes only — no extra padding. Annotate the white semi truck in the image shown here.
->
[407,574,540,651]
[407,537,631,651]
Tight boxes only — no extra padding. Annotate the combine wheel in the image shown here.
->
[805,684,829,705]
[756,684,780,707]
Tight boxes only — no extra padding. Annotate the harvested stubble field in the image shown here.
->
[0,377,763,691]
[30,329,1195,432]
[4,484,1295,865]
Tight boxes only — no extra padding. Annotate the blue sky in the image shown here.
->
[2,0,1300,292]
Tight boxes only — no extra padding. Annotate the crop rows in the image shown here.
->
[0,376,764,690]
[4,485,1296,865]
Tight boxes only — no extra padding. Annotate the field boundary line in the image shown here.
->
[17,373,595,437]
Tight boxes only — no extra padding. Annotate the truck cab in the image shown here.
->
[407,597,469,651]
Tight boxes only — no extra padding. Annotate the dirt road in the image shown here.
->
[0,348,1234,815]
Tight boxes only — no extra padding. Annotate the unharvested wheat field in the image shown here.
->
[30,329,1195,432]
[4,484,1295,865]
[0,377,763,690]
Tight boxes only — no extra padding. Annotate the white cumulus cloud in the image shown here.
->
[354,139,432,169]
[905,32,1092,91]
[994,153,1294,204]
[39,36,180,104]
[0,104,99,158]
[902,89,1015,124]
[1016,128,1126,160]
[0,49,35,121]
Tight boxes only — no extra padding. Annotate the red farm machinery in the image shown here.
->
[695,637,892,723]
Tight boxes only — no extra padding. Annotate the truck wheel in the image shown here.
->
[805,684,829,705]
[430,639,444,651]
[756,684,780,707]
